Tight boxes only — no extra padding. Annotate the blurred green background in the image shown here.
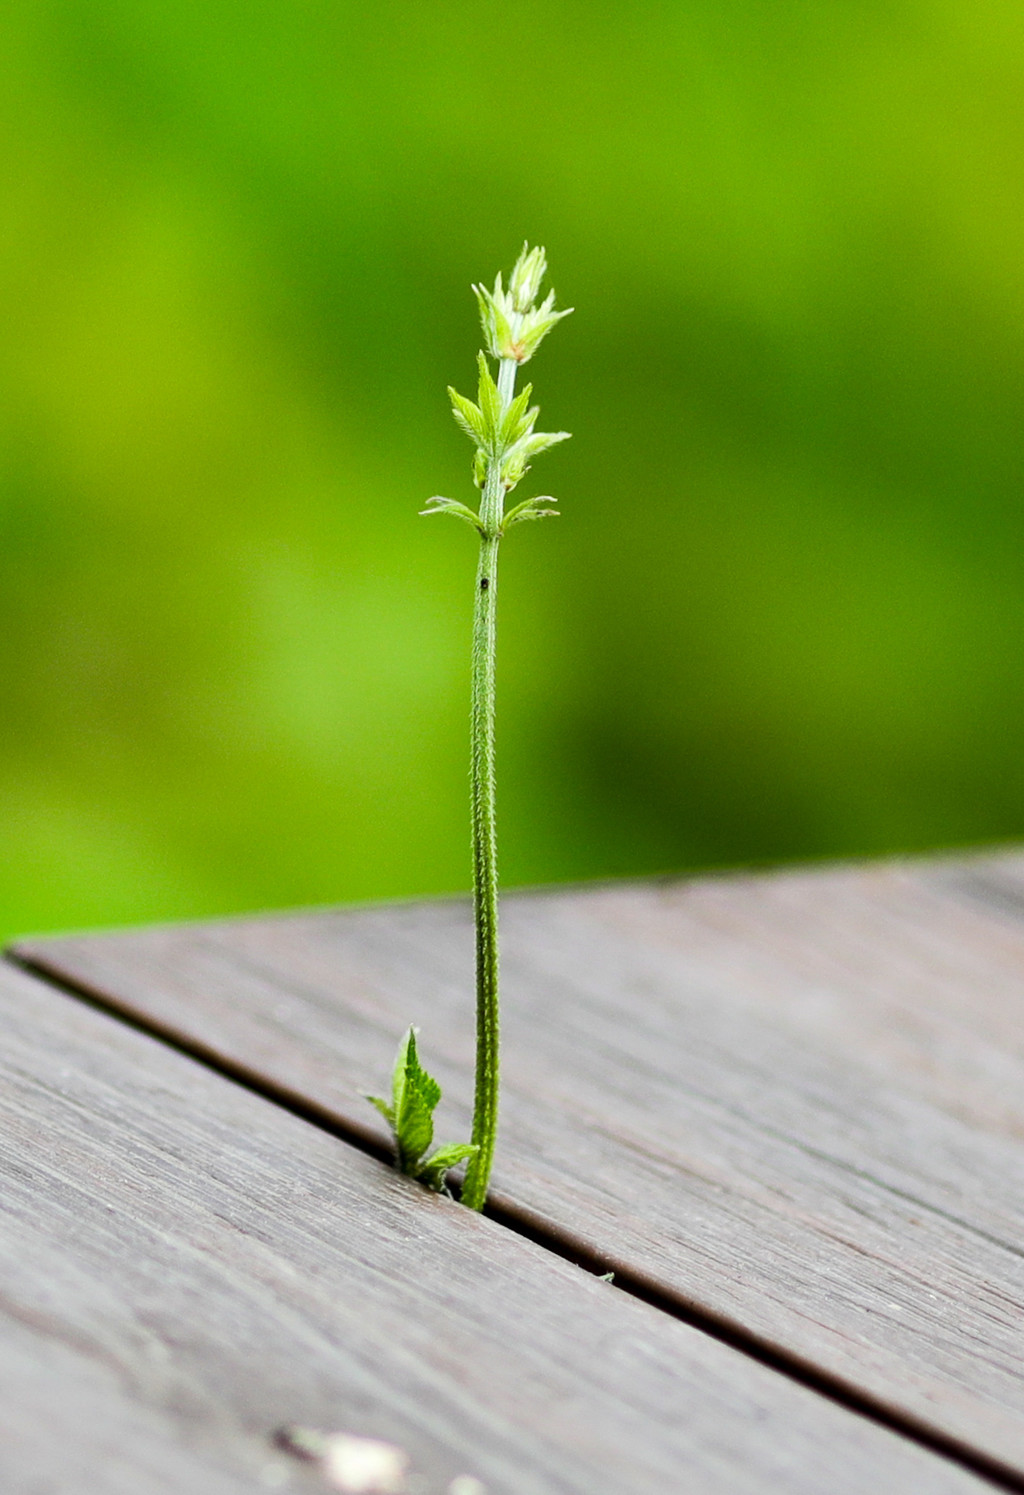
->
[3,0,1024,942]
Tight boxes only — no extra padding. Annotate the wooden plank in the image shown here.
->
[930,850,1024,948]
[13,851,1024,1478]
[0,961,988,1495]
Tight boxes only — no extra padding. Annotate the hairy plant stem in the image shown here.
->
[461,353,517,1211]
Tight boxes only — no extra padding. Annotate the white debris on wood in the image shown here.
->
[321,1434,410,1494]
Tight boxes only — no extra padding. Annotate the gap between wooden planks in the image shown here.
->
[0,958,996,1495]
[12,847,1024,1483]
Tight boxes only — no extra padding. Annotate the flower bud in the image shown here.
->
[509,243,548,313]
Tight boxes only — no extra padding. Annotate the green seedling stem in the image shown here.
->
[369,246,571,1208]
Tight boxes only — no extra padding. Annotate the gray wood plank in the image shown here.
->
[14,851,1024,1478]
[0,961,987,1495]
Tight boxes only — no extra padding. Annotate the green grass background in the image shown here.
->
[3,0,1024,941]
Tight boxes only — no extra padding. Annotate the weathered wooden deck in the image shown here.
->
[6,848,1024,1493]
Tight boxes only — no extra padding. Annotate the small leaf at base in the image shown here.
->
[417,1142,479,1193]
[365,1029,475,1193]
[365,1094,395,1126]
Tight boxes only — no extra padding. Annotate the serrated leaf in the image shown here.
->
[476,352,502,444]
[403,1028,441,1112]
[406,1065,441,1116]
[447,386,487,446]
[396,1089,434,1168]
[383,1027,442,1169]
[499,385,533,447]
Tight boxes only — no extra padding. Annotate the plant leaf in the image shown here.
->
[390,1027,413,1117]
[386,1027,442,1169]
[420,496,483,532]
[520,429,572,459]
[422,1142,478,1170]
[417,1141,479,1192]
[513,300,574,363]
[403,1028,442,1112]
[501,429,571,489]
[447,387,487,446]
[476,352,502,446]
[396,1090,434,1167]
[473,280,514,361]
[499,384,533,447]
[367,1030,477,1189]
[365,1094,394,1126]
[503,495,559,530]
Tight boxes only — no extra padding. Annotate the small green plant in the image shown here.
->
[368,245,572,1207]
[366,1028,477,1191]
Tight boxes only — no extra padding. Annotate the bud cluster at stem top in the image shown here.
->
[420,246,572,539]
[472,242,573,364]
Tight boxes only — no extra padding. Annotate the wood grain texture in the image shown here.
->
[14,850,1024,1478]
[0,961,987,1495]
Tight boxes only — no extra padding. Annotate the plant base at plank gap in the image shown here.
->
[366,1028,477,1193]
[365,244,573,1207]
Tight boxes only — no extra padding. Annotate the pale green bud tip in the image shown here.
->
[472,245,572,361]
[509,243,548,313]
